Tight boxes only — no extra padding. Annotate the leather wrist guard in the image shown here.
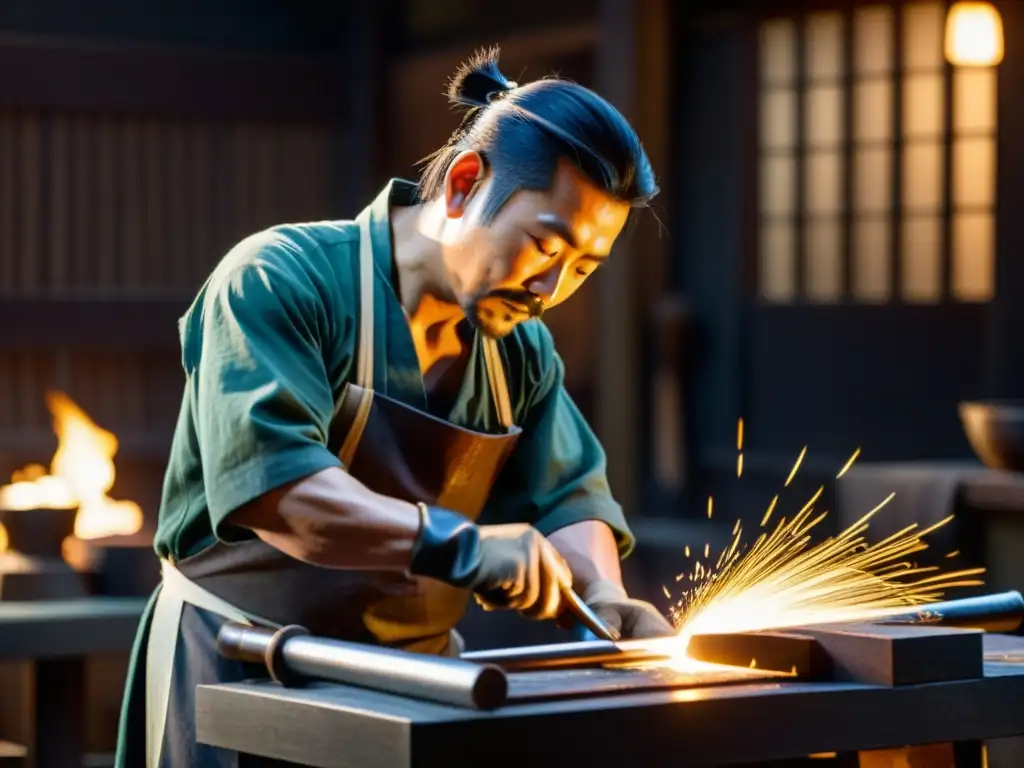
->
[408,503,482,587]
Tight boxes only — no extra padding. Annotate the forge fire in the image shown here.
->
[0,391,143,553]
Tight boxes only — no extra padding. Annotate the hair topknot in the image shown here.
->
[446,47,517,108]
[420,44,658,221]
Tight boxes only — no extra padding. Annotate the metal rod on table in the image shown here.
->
[878,590,1024,633]
[217,622,508,710]
[462,638,675,671]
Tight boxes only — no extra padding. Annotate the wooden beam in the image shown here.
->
[0,35,350,120]
[800,623,984,687]
[687,623,987,687]
[0,296,189,349]
[687,630,826,678]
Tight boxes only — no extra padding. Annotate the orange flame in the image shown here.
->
[0,391,143,551]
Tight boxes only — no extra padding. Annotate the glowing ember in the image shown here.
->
[0,391,143,550]
[655,436,985,668]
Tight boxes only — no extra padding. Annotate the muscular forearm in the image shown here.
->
[546,519,623,593]
[229,467,421,570]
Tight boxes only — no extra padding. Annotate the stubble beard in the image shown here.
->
[463,289,544,339]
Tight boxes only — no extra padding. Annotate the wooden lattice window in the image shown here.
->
[757,2,997,304]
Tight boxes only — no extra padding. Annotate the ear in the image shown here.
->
[444,150,485,218]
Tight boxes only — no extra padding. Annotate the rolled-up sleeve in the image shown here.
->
[189,242,344,541]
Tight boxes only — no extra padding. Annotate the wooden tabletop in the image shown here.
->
[195,654,1024,768]
[0,597,147,659]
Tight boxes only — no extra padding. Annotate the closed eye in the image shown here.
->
[530,235,557,257]
[574,257,604,277]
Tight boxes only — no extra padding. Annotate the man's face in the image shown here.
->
[441,155,631,339]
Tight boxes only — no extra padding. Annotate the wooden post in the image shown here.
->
[594,0,639,514]
[594,0,673,516]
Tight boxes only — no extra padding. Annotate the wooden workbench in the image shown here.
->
[0,598,147,768]
[195,637,1024,767]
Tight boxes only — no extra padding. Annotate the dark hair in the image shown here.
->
[418,47,659,222]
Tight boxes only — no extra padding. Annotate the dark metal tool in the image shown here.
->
[560,583,621,642]
[878,590,1024,633]
[217,622,508,710]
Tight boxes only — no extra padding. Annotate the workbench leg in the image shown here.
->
[29,657,84,768]
[951,741,984,768]
[857,741,984,767]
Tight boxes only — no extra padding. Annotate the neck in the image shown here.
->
[389,201,465,372]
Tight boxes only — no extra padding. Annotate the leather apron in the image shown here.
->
[143,217,523,767]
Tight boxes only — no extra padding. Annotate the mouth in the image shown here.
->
[500,299,531,315]
[488,290,544,319]
[464,292,543,338]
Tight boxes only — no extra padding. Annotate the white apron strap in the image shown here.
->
[355,217,375,391]
[337,218,377,466]
[145,559,280,768]
[482,337,514,430]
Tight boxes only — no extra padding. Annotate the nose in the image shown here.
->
[525,262,562,303]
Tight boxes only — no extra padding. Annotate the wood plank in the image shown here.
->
[0,297,188,350]
[686,630,825,678]
[653,625,987,686]
[0,37,350,121]
[799,623,983,687]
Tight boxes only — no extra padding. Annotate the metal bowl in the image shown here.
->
[959,400,1024,472]
[0,505,79,558]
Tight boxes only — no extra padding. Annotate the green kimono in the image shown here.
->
[115,178,633,766]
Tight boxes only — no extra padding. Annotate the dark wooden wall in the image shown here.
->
[674,1,1024,533]
[0,13,377,530]
[0,5,378,754]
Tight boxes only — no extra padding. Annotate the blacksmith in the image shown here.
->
[116,48,673,767]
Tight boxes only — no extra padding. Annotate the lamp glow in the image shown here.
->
[945,2,1004,67]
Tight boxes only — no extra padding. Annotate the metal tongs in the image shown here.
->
[560,583,621,642]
